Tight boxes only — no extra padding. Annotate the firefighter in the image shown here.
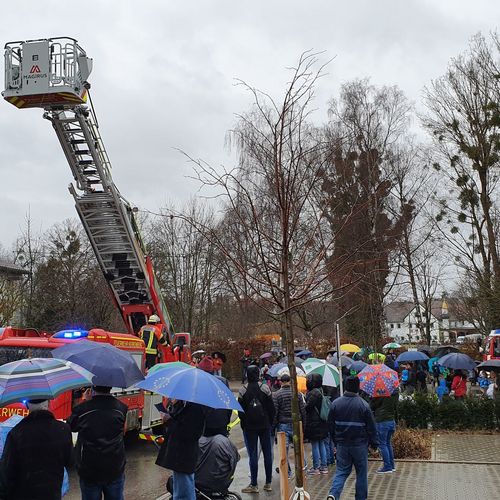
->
[139,314,167,369]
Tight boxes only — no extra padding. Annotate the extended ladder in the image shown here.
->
[44,104,173,335]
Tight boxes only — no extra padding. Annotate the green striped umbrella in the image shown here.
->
[301,358,340,387]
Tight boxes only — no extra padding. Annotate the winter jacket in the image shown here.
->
[272,384,306,426]
[370,391,399,423]
[68,395,127,484]
[304,373,328,441]
[328,392,379,447]
[238,366,275,431]
[0,410,72,500]
[156,401,207,474]
[195,435,239,493]
[451,375,467,397]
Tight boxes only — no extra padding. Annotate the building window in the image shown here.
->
[397,324,401,329]
[390,324,394,329]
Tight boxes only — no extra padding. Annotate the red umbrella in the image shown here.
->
[358,364,399,398]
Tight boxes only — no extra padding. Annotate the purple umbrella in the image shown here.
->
[260,352,273,360]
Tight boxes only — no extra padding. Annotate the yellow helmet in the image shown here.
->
[148,314,160,324]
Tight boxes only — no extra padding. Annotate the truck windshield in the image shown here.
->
[0,346,53,366]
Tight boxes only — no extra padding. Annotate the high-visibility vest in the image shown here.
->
[140,326,159,355]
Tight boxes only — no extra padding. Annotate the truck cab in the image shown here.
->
[0,326,163,430]
[483,330,500,360]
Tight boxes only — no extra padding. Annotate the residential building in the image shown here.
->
[384,298,478,344]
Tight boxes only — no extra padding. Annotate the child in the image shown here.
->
[478,370,490,395]
[436,375,449,402]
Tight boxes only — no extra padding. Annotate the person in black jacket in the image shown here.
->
[68,386,128,500]
[304,373,329,475]
[327,377,379,500]
[273,373,306,478]
[0,399,72,500]
[156,400,207,500]
[238,365,275,494]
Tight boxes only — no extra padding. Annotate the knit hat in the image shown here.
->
[198,356,214,374]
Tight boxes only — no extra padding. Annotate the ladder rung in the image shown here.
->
[71,139,87,144]
[79,160,94,165]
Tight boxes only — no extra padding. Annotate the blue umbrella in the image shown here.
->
[350,360,368,373]
[52,339,145,388]
[296,350,313,358]
[269,363,287,378]
[438,352,476,370]
[396,351,429,363]
[137,366,242,411]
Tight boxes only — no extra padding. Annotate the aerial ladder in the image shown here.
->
[3,37,190,363]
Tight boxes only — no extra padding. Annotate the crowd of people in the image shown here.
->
[0,344,497,500]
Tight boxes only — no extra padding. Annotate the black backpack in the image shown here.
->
[244,384,267,427]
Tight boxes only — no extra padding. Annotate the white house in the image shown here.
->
[384,298,477,344]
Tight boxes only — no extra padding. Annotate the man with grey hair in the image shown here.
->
[0,399,73,499]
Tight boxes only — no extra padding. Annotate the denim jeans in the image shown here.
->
[244,428,273,485]
[329,444,368,500]
[323,434,335,464]
[310,439,327,469]
[80,473,125,500]
[277,422,293,473]
[172,471,196,500]
[376,420,396,470]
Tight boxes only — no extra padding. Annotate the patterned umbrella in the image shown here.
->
[301,359,340,387]
[358,364,399,398]
[0,358,93,406]
[383,342,401,350]
[147,361,193,375]
[137,365,242,411]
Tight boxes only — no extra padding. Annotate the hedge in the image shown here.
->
[397,393,500,430]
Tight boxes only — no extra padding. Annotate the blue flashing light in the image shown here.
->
[53,329,89,339]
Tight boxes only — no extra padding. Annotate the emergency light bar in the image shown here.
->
[52,329,89,339]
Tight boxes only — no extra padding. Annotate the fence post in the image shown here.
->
[277,431,290,500]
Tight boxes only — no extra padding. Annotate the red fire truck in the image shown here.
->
[1,37,191,428]
[483,330,500,361]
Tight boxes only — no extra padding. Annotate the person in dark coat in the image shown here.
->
[238,365,275,494]
[327,377,379,500]
[304,373,329,475]
[0,399,72,500]
[156,400,207,500]
[68,386,128,500]
[273,373,306,477]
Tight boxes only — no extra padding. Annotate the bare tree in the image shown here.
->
[147,200,219,337]
[178,52,360,493]
[423,32,500,331]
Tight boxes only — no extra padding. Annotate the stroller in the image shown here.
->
[166,434,242,500]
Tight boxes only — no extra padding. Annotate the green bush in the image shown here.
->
[397,393,498,430]
[397,393,438,429]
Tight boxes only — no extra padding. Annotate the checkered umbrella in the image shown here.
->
[358,363,399,398]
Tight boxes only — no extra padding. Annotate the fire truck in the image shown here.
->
[1,37,191,430]
[483,330,500,360]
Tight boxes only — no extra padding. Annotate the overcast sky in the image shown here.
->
[0,0,498,251]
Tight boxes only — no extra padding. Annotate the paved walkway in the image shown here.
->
[432,433,500,462]
[228,434,500,500]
